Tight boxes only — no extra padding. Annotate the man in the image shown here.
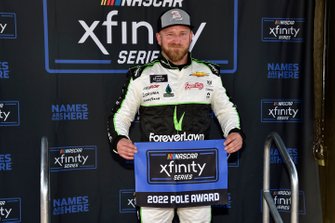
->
[107,8,244,223]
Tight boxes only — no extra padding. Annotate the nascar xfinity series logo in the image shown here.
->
[261,99,302,123]
[101,0,183,7]
[0,198,21,222]
[268,189,305,214]
[43,0,238,74]
[262,18,304,42]
[119,189,136,213]
[49,146,97,172]
[0,12,17,39]
[0,101,20,126]
[148,149,218,183]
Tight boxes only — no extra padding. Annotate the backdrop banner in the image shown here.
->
[0,0,323,222]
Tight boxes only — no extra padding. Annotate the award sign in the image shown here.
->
[134,140,228,207]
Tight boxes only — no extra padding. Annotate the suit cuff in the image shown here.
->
[228,128,246,140]
[112,135,129,154]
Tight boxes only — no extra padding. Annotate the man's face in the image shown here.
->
[156,25,193,64]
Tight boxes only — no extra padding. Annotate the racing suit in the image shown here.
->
[107,54,242,223]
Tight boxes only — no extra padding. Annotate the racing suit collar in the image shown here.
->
[159,53,192,70]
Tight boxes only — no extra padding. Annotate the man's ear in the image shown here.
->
[156,32,162,46]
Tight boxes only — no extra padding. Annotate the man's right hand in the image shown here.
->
[116,138,138,160]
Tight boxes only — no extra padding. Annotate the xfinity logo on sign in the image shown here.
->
[269,189,306,214]
[0,101,20,127]
[262,18,304,42]
[119,189,136,213]
[49,146,97,172]
[0,198,21,222]
[0,13,17,39]
[43,0,238,74]
[261,99,302,123]
[148,149,218,184]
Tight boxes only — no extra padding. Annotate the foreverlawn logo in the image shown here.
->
[148,106,204,142]
[173,106,184,131]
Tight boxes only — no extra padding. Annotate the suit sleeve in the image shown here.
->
[107,72,141,151]
[211,75,242,138]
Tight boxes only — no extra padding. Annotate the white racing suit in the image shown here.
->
[107,54,242,223]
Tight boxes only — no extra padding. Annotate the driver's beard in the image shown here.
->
[162,44,189,64]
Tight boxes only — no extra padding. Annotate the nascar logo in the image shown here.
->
[101,0,183,7]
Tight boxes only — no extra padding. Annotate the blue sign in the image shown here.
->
[134,139,228,207]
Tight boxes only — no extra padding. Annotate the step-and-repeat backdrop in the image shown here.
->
[0,0,323,222]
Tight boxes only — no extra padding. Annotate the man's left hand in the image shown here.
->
[224,132,243,154]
